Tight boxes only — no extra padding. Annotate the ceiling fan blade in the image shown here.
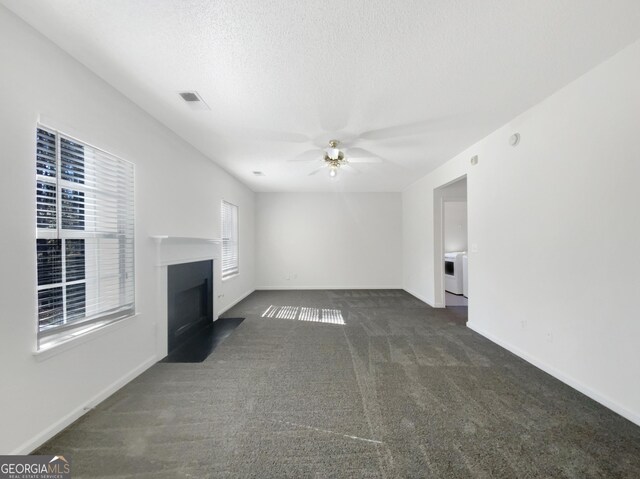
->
[228,127,310,143]
[318,93,351,133]
[344,147,377,158]
[348,157,383,163]
[358,118,444,140]
[343,164,361,174]
[308,166,326,176]
[346,147,384,163]
[287,149,323,162]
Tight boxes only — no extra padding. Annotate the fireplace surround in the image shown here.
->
[152,235,221,359]
[167,260,213,352]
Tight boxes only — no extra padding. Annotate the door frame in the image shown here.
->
[433,175,468,308]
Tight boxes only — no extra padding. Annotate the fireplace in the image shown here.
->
[167,260,213,353]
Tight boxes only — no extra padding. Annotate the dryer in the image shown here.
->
[444,251,465,295]
[462,254,468,298]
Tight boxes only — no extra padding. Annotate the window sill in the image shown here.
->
[33,313,140,362]
[222,273,239,282]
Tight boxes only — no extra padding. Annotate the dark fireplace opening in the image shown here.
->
[167,260,213,353]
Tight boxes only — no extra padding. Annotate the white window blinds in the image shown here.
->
[221,200,239,279]
[36,126,135,346]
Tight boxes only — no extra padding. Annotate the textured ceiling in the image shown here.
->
[3,0,640,192]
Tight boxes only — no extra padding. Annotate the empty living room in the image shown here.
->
[1,1,640,477]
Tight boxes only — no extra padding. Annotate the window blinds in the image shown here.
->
[221,200,239,279]
[36,126,135,343]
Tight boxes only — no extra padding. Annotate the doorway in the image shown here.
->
[434,176,468,311]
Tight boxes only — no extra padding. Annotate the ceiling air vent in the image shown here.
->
[178,91,210,110]
[179,92,200,102]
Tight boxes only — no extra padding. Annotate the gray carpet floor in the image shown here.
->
[36,290,640,478]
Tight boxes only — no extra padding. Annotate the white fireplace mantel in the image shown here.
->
[151,235,222,267]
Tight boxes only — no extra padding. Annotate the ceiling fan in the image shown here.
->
[288,139,383,178]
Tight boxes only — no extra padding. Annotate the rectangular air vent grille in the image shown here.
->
[178,91,210,110]
[179,92,200,102]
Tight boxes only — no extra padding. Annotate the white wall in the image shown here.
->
[0,7,255,454]
[444,202,468,252]
[256,193,402,289]
[403,39,640,425]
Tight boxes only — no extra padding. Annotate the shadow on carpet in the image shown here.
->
[161,317,244,363]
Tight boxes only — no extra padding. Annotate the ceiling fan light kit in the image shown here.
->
[287,138,386,178]
[326,140,342,160]
[323,140,347,177]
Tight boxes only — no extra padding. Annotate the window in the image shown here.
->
[35,126,135,348]
[221,200,239,279]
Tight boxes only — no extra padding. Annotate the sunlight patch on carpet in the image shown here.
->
[261,305,345,325]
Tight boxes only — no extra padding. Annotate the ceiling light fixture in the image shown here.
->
[323,140,347,177]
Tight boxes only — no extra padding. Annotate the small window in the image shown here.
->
[35,126,135,349]
[221,200,239,279]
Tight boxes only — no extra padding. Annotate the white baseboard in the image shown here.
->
[11,355,158,455]
[255,285,403,291]
[467,321,640,427]
[216,289,255,318]
[403,288,443,308]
